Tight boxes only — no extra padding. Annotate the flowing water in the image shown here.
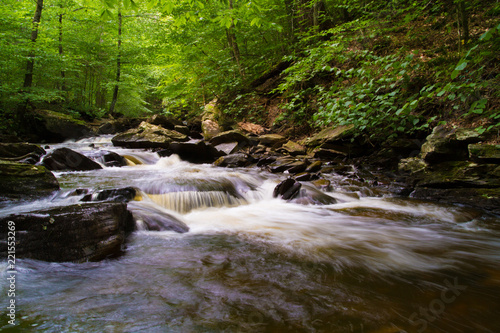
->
[1,136,500,332]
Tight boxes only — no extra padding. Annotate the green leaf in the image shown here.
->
[455,61,468,71]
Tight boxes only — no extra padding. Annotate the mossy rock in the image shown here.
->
[469,144,500,163]
[30,109,94,142]
[413,161,500,188]
[0,161,59,200]
[305,124,354,147]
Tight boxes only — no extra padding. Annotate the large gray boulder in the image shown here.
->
[111,121,189,149]
[420,126,483,164]
[41,147,103,171]
[0,202,135,262]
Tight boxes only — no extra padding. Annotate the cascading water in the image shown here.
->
[1,135,500,332]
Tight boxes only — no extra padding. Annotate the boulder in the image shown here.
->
[41,148,103,171]
[420,126,483,164]
[305,124,354,147]
[268,157,308,174]
[258,134,286,148]
[174,125,191,136]
[163,141,225,164]
[0,202,134,262]
[84,150,127,167]
[273,178,302,200]
[411,161,500,189]
[201,99,221,140]
[0,143,46,164]
[127,201,189,233]
[214,153,253,168]
[209,130,251,146]
[81,187,137,202]
[0,161,59,200]
[111,121,188,149]
[97,118,144,135]
[279,140,306,156]
[468,144,500,163]
[292,185,337,205]
[147,114,181,130]
[410,188,500,215]
[29,109,94,142]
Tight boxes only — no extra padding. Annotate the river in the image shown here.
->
[1,136,500,332]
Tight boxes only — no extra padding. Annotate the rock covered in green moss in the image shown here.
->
[0,161,59,200]
[0,143,46,164]
[30,109,94,142]
[468,144,500,163]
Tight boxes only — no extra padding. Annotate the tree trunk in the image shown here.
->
[457,1,469,46]
[227,0,244,77]
[59,12,66,93]
[109,10,122,118]
[16,0,44,122]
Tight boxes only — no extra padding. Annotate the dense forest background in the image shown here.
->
[0,0,498,142]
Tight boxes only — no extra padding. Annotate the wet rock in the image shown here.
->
[411,161,500,188]
[305,124,354,147]
[312,179,332,190]
[268,157,300,173]
[411,188,500,216]
[286,160,309,174]
[0,161,59,200]
[128,201,189,233]
[258,134,286,148]
[0,202,135,262]
[273,178,302,200]
[174,125,191,136]
[28,109,94,142]
[112,121,188,149]
[147,114,181,130]
[84,150,127,167]
[81,187,137,202]
[167,141,225,164]
[420,126,483,164]
[0,143,46,164]
[469,144,500,163]
[257,155,277,167]
[41,147,103,171]
[293,185,337,205]
[305,160,323,173]
[214,153,253,168]
[97,118,143,135]
[209,130,251,146]
[294,172,320,181]
[313,147,348,160]
[279,140,306,156]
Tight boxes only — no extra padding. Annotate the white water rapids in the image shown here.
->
[1,135,499,332]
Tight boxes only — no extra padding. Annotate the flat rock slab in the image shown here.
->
[0,202,135,262]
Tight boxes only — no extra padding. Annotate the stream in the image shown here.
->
[1,136,500,332]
